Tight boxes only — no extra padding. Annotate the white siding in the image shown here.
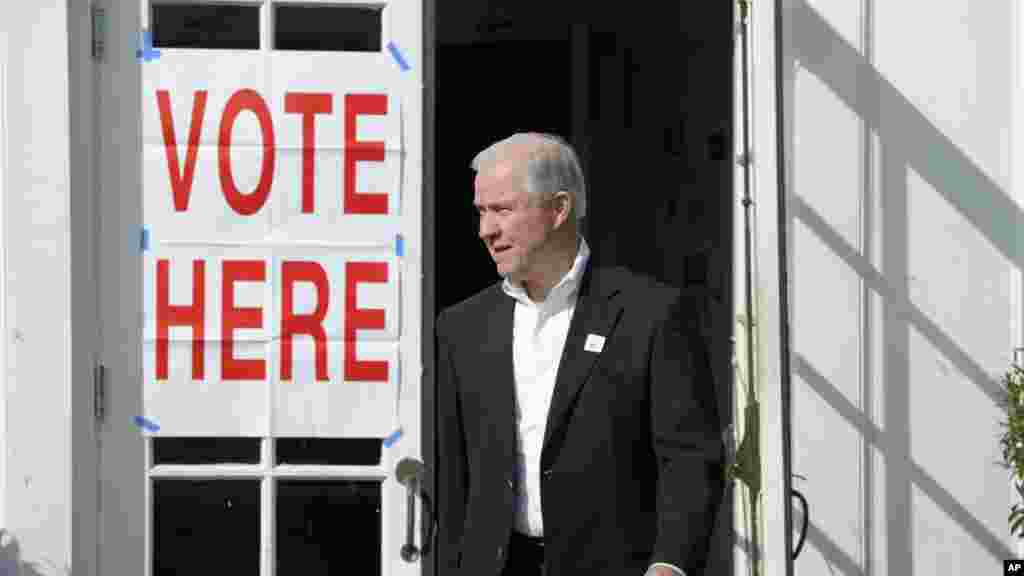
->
[0,2,75,575]
[780,0,1018,573]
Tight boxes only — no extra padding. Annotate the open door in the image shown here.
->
[97,1,426,574]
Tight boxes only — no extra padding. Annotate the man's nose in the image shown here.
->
[479,213,498,240]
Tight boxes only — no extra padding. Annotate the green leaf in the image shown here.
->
[1010,514,1024,535]
[1010,513,1024,536]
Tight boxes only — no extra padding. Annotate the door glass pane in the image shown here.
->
[153,479,260,576]
[151,4,260,49]
[277,480,381,574]
[153,437,261,465]
[273,5,382,52]
[276,438,382,465]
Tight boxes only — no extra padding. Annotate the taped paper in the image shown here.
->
[387,41,411,71]
[383,427,403,447]
[137,29,161,62]
[134,416,160,432]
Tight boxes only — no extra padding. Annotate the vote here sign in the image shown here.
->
[142,50,409,437]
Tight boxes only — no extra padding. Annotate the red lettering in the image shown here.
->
[156,259,206,380]
[221,260,266,380]
[158,90,208,212]
[280,261,330,382]
[344,94,388,215]
[285,93,333,214]
[219,89,275,215]
[345,261,388,381]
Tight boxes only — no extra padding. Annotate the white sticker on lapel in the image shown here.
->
[584,334,606,353]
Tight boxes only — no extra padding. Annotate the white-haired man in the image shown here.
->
[436,132,723,576]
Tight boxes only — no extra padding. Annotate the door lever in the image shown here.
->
[395,457,434,562]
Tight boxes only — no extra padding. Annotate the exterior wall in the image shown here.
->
[0,2,76,575]
[780,0,1019,573]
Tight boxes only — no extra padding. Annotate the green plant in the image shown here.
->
[999,363,1024,537]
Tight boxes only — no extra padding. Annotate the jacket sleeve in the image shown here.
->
[436,311,469,573]
[647,291,724,574]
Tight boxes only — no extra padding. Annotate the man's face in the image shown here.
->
[473,160,554,283]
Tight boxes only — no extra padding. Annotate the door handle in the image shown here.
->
[395,457,437,562]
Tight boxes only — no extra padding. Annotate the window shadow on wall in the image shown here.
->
[774,0,1022,573]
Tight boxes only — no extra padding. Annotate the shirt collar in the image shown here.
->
[502,234,591,308]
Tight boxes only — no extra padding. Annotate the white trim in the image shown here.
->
[0,28,8,536]
[267,0,389,6]
[1013,0,1024,560]
[149,0,265,5]
[148,463,388,479]
[751,0,789,573]
[61,5,75,567]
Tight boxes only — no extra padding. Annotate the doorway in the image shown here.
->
[435,38,573,308]
[433,2,736,574]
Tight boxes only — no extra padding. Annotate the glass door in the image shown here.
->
[98,1,425,574]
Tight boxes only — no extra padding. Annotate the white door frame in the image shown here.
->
[68,0,103,573]
[95,0,145,574]
[747,0,790,573]
[1014,0,1024,559]
[0,16,8,547]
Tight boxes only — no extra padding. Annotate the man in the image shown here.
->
[435,133,723,576]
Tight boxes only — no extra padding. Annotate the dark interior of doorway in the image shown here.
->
[433,2,736,575]
[435,40,572,308]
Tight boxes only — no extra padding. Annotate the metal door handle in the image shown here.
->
[402,478,419,562]
[395,457,437,562]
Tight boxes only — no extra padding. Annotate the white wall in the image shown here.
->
[780,0,1018,573]
[0,2,75,576]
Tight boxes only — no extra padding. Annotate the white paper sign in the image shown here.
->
[142,48,406,437]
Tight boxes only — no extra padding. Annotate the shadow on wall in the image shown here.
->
[765,0,1022,573]
[0,530,69,576]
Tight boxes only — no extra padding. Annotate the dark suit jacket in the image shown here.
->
[435,260,724,576]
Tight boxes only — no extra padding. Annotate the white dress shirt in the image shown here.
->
[501,234,685,576]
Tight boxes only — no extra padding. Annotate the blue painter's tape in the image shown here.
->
[137,29,161,62]
[383,427,403,448]
[134,416,160,432]
[395,234,404,257]
[387,41,411,71]
[141,227,150,252]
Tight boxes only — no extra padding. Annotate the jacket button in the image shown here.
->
[506,478,514,489]
[543,469,552,478]
[497,546,504,561]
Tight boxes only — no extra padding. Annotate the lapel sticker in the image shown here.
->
[584,334,606,353]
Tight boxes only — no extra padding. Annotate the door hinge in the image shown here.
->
[91,5,106,61]
[94,363,106,422]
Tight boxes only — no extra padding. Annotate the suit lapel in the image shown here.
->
[486,286,517,459]
[541,262,624,465]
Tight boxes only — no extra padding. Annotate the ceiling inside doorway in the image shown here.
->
[437,1,587,45]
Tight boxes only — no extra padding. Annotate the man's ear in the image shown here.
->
[553,190,572,227]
